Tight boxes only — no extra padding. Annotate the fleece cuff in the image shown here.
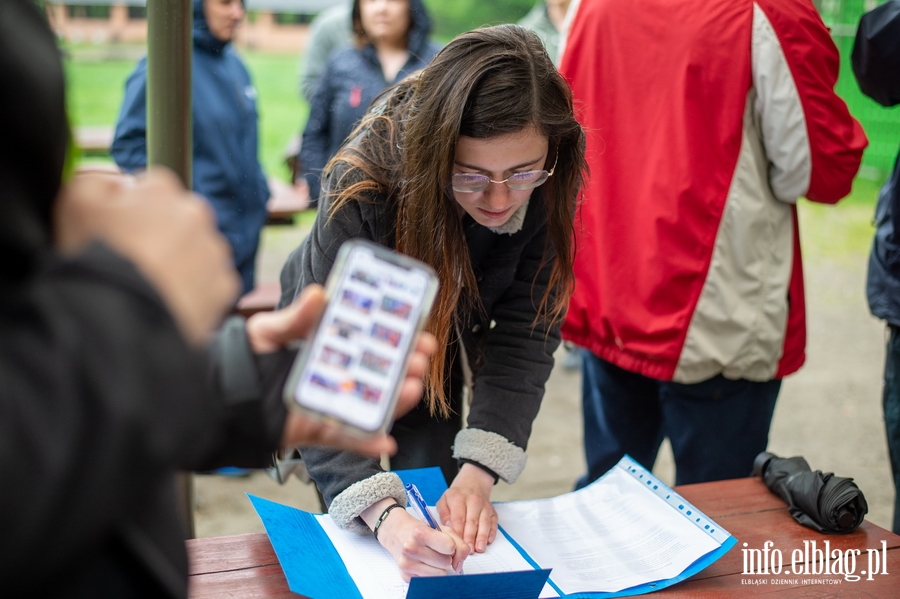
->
[328,472,407,534]
[452,428,527,484]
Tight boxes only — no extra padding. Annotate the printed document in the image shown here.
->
[495,466,721,594]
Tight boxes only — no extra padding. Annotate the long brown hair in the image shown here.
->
[327,25,586,418]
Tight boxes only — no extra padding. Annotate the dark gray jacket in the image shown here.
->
[299,0,440,202]
[279,164,561,532]
[855,1,900,326]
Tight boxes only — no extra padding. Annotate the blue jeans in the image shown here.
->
[577,352,780,489]
[883,325,900,534]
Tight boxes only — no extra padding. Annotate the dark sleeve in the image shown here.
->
[278,167,378,308]
[205,316,296,469]
[0,244,287,582]
[299,61,339,201]
[458,209,561,483]
[277,173,390,508]
[109,61,150,173]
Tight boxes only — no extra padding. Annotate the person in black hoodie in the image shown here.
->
[0,2,434,596]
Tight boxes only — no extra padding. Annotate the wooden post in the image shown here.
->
[147,0,192,187]
[147,0,195,538]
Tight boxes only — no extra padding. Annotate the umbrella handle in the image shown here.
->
[752,451,776,477]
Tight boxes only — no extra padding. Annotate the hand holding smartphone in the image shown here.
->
[284,240,438,436]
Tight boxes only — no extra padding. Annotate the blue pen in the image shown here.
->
[405,483,441,531]
[405,483,464,574]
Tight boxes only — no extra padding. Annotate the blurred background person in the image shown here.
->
[298,1,353,104]
[296,0,440,207]
[517,0,572,65]
[853,0,900,534]
[560,0,867,488]
[110,0,269,294]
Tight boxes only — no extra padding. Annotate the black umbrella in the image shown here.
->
[752,452,868,534]
[852,0,900,107]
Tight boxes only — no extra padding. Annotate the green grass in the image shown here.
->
[64,58,134,127]
[63,45,309,182]
[61,44,888,260]
[799,176,881,264]
[243,50,309,179]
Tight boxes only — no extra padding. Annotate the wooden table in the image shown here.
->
[186,477,900,598]
[235,281,282,319]
[74,125,114,155]
[266,178,311,225]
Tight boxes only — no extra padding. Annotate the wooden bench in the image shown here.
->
[73,125,114,155]
[73,163,308,227]
[265,177,310,225]
[235,280,281,319]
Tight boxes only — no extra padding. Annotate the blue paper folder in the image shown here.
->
[249,457,735,599]
[249,467,550,599]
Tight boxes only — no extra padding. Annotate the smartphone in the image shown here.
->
[283,239,438,436]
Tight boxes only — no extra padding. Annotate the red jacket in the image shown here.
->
[560,0,867,382]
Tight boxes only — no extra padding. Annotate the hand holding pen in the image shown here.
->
[360,490,469,581]
[406,483,465,574]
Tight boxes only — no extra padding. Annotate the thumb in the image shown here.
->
[246,284,326,353]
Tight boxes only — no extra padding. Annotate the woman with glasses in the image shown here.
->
[279,24,586,579]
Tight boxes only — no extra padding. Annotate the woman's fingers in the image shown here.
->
[280,412,397,457]
[374,510,468,581]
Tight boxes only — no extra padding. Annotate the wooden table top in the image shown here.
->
[186,477,900,598]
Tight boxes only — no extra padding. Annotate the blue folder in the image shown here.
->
[248,466,550,599]
[249,458,735,599]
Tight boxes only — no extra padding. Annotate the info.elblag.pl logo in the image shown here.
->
[742,540,889,584]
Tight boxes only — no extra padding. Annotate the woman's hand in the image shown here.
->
[246,285,437,457]
[361,498,469,581]
[436,463,498,554]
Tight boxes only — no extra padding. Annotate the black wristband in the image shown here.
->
[373,502,404,541]
[459,458,500,484]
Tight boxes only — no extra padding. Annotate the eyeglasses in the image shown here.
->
[451,153,558,193]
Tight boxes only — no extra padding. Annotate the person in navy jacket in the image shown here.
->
[111,0,269,294]
[297,0,440,206]
[854,0,900,534]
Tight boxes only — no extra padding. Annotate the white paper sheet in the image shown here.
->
[315,507,559,599]
[493,467,721,594]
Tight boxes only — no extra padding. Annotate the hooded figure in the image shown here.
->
[855,0,900,535]
[1,2,292,596]
[111,0,269,294]
[298,0,440,203]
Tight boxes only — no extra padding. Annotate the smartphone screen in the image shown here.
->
[287,240,437,433]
